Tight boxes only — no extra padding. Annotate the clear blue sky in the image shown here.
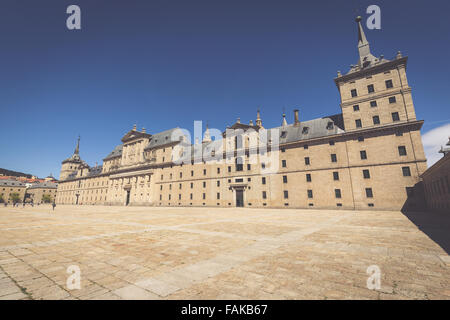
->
[1,0,449,179]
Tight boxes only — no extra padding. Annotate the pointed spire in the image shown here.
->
[203,124,211,143]
[281,113,288,126]
[132,124,137,131]
[141,127,146,133]
[355,16,375,68]
[256,109,262,127]
[74,135,80,155]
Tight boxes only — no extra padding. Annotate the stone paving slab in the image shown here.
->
[0,205,448,300]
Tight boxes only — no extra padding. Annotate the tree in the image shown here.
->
[0,194,4,203]
[42,194,52,204]
[10,193,21,204]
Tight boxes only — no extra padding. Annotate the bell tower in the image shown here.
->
[60,136,83,181]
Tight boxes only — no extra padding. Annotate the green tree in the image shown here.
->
[42,194,52,204]
[10,193,21,204]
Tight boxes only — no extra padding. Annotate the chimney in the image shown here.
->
[132,124,137,131]
[236,118,241,124]
[142,127,146,133]
[293,109,300,126]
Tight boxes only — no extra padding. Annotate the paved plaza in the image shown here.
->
[0,205,449,300]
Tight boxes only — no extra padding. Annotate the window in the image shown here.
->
[385,79,393,88]
[190,182,193,188]
[331,154,337,162]
[335,189,342,198]
[398,146,407,156]
[262,177,266,185]
[306,173,311,182]
[360,150,367,160]
[280,131,287,138]
[203,181,206,188]
[179,183,182,189]
[365,188,373,198]
[373,116,380,125]
[302,127,309,134]
[389,96,396,104]
[303,144,309,150]
[395,131,403,136]
[178,194,181,200]
[190,193,193,200]
[217,181,220,187]
[358,136,364,142]
[329,140,335,146]
[333,172,339,181]
[203,193,206,200]
[191,170,194,176]
[370,101,377,107]
[355,119,362,128]
[351,89,357,97]
[262,191,267,199]
[392,112,400,122]
[307,189,313,199]
[363,169,371,179]
[353,105,360,111]
[261,163,266,169]
[281,148,285,153]
[282,160,287,168]
[217,193,220,200]
[247,164,251,170]
[228,166,231,172]
[180,172,182,178]
[217,168,220,174]
[402,167,411,177]
[367,84,374,93]
[326,122,334,130]
[284,191,289,199]
[283,175,288,183]
[203,169,207,175]
[305,157,310,165]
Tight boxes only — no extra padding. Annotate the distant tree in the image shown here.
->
[10,193,21,204]
[0,194,4,203]
[42,194,52,204]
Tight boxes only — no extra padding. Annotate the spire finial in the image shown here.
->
[256,108,262,127]
[355,16,375,68]
[132,124,137,131]
[282,112,288,127]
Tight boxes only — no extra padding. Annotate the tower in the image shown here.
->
[334,16,418,132]
[60,136,83,181]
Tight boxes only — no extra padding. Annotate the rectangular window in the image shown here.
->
[190,182,193,188]
[261,163,266,169]
[203,169,207,175]
[203,193,206,199]
[190,193,193,200]
[333,171,339,181]
[247,164,251,170]
[203,181,206,188]
[304,144,309,149]
[217,193,220,200]
[307,189,313,199]
[180,172,182,178]
[367,84,374,93]
[353,105,360,111]
[385,79,393,88]
[283,175,288,183]
[282,160,287,168]
[284,191,289,199]
[217,168,220,174]
[373,116,380,125]
[365,188,373,198]
[351,89,358,97]
[228,166,231,172]
[363,169,371,179]
[262,191,267,199]
[262,177,266,185]
[329,140,335,146]
[335,189,342,198]
[331,154,337,162]
[370,101,377,107]
[217,180,220,187]
[178,194,181,200]
[355,119,362,128]
[306,173,311,182]
[358,136,364,142]
[402,166,411,177]
[179,183,182,189]
[398,146,407,156]
[389,96,396,104]
[305,157,310,165]
[191,170,194,176]
[392,112,400,121]
[360,150,367,160]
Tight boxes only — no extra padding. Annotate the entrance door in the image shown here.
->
[126,190,130,206]
[236,190,244,207]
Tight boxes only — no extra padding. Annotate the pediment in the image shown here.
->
[121,130,151,143]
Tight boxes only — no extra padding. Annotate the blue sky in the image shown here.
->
[0,0,449,178]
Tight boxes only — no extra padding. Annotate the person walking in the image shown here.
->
[52,202,56,211]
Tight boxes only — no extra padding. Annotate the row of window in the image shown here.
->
[355,112,400,128]
[351,79,393,97]
[352,96,397,112]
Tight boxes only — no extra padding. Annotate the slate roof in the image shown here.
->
[0,180,26,187]
[104,145,123,160]
[87,166,103,177]
[144,128,182,150]
[28,182,58,189]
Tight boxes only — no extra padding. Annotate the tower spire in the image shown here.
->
[355,16,376,68]
[256,108,262,127]
[74,135,80,155]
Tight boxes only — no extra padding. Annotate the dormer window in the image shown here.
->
[326,122,334,130]
[302,127,309,134]
[280,131,287,138]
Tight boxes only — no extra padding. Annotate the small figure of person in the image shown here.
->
[52,202,56,211]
